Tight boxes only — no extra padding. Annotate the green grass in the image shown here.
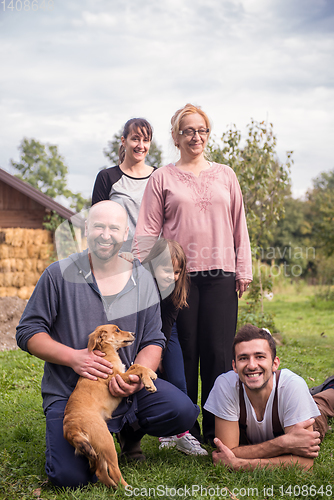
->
[264,284,334,386]
[1,285,334,499]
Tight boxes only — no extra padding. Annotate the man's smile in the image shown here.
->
[245,372,263,379]
[97,241,113,247]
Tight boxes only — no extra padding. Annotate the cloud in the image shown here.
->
[72,11,116,27]
[0,0,333,199]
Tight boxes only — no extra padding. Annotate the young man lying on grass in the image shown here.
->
[204,324,334,470]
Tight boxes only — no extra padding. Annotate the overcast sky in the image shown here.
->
[1,0,333,201]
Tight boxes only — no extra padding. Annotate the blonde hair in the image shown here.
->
[170,103,211,147]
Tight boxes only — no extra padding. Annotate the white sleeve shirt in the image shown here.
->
[204,368,321,444]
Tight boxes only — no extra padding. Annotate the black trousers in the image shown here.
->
[176,270,238,443]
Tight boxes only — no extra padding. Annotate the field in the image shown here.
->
[0,284,333,500]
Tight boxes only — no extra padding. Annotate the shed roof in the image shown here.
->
[0,167,75,220]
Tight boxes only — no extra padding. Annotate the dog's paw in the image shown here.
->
[145,383,157,393]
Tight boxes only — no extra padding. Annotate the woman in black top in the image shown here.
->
[92,118,156,250]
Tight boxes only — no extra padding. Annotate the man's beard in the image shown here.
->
[242,371,272,392]
[90,238,123,261]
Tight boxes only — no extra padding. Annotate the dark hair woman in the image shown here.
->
[92,118,155,250]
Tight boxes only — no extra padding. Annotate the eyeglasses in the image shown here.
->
[179,128,210,138]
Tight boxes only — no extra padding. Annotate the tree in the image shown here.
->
[207,120,293,251]
[270,197,315,277]
[145,140,163,168]
[207,120,293,326]
[103,130,163,167]
[103,131,122,166]
[307,169,334,257]
[11,138,88,212]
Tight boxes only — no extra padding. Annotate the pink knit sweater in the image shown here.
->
[133,163,252,280]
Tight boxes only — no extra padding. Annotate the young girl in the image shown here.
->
[142,239,208,456]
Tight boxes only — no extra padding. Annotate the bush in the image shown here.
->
[238,261,277,332]
[237,305,277,333]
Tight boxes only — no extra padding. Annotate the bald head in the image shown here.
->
[86,201,129,261]
[87,201,128,228]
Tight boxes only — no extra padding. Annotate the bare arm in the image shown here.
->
[108,345,162,397]
[215,416,320,459]
[212,438,314,471]
[27,332,113,381]
[134,344,162,370]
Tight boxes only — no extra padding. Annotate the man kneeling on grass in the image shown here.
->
[204,324,334,470]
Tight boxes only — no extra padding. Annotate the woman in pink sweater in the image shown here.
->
[134,103,252,445]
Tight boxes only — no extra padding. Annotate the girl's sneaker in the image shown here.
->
[159,435,176,449]
[175,431,208,456]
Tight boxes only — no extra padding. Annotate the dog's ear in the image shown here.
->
[87,329,99,352]
[87,326,107,352]
[87,325,117,351]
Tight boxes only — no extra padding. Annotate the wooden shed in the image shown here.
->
[0,167,75,228]
[0,167,76,298]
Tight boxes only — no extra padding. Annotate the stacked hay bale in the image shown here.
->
[0,228,54,299]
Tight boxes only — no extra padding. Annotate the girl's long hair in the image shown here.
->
[142,238,188,309]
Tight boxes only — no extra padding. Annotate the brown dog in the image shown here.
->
[63,324,157,489]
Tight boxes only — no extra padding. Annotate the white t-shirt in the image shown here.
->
[204,369,320,444]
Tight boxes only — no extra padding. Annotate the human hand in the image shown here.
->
[236,279,252,298]
[283,419,320,458]
[212,438,239,468]
[120,252,135,263]
[70,348,113,381]
[108,373,144,397]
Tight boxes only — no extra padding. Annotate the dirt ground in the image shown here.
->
[0,296,28,351]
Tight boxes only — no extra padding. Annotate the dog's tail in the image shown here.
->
[64,428,98,471]
[64,420,127,489]
[87,420,128,488]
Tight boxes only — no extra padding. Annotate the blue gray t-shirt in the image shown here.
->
[16,251,165,412]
